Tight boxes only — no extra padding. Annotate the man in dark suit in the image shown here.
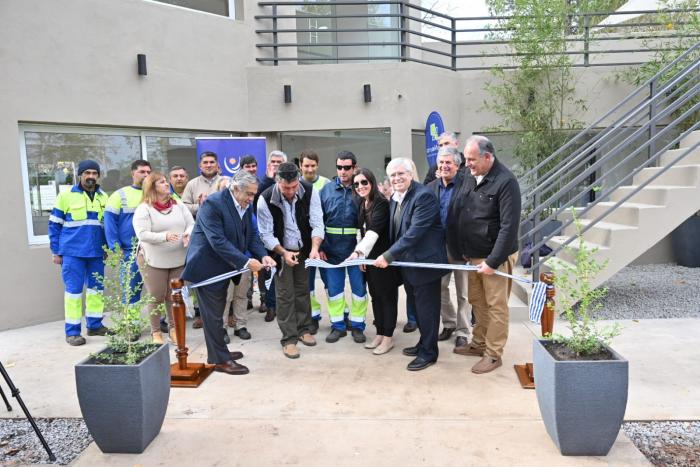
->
[182,171,275,375]
[374,158,448,371]
[427,146,472,352]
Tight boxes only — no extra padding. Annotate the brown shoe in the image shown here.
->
[214,360,249,375]
[264,309,276,322]
[471,356,502,374]
[229,351,244,361]
[300,333,317,347]
[192,316,203,329]
[453,343,484,357]
[227,314,236,328]
[283,344,300,359]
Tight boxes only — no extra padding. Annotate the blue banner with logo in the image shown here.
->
[424,111,445,168]
[195,137,267,178]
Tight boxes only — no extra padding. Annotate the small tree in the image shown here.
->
[550,217,621,356]
[93,242,160,364]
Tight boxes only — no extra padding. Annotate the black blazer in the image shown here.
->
[385,181,448,286]
[182,190,267,290]
[427,171,464,258]
[357,194,391,259]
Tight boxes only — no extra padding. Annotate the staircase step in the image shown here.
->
[680,130,700,148]
[561,219,636,246]
[547,235,609,264]
[610,185,692,205]
[584,201,662,225]
[633,165,700,187]
[659,147,700,166]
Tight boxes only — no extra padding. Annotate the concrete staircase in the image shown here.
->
[543,130,700,290]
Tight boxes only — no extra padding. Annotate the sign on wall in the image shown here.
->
[195,137,267,178]
[424,111,445,169]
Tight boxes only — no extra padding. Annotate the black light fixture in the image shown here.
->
[283,84,292,104]
[137,54,147,76]
[363,84,372,103]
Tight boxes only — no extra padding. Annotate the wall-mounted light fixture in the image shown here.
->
[283,85,292,104]
[363,84,371,103]
[137,54,147,76]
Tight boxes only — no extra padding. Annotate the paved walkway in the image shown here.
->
[2,291,698,466]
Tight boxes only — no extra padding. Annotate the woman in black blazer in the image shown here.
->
[347,168,400,355]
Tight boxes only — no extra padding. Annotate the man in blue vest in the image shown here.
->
[320,151,368,344]
[105,160,152,310]
[49,160,110,346]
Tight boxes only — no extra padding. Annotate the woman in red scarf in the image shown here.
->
[133,172,194,344]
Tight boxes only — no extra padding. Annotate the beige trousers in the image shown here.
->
[467,253,518,359]
[440,253,471,337]
[137,256,183,334]
[224,271,252,330]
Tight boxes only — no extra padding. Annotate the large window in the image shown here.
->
[20,125,233,244]
[150,0,243,19]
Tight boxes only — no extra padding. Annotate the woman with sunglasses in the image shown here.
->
[347,168,399,355]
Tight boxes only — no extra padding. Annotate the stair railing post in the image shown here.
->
[531,190,541,283]
[451,17,457,71]
[648,77,658,163]
[583,14,590,67]
[272,4,278,66]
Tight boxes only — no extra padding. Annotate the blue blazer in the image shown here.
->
[182,190,267,290]
[387,181,448,286]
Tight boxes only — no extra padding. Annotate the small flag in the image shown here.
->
[529,281,548,324]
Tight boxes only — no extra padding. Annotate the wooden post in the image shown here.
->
[169,279,213,388]
[514,272,556,389]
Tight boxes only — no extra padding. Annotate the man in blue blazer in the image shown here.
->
[182,171,275,375]
[374,158,449,371]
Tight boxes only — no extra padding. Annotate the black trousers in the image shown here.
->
[196,283,231,365]
[404,278,441,362]
[366,267,399,337]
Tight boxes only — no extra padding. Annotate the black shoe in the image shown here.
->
[407,357,436,371]
[454,336,469,349]
[351,328,366,343]
[403,322,417,333]
[438,327,455,341]
[234,327,251,340]
[259,302,268,314]
[247,299,253,310]
[87,325,113,336]
[160,320,169,334]
[310,319,320,335]
[325,328,347,343]
[223,330,231,344]
[66,335,86,346]
[402,345,419,357]
[264,309,276,322]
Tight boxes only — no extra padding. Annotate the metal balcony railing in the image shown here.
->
[520,39,700,279]
[255,1,700,70]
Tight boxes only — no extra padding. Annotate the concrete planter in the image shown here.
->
[75,343,170,453]
[533,339,628,456]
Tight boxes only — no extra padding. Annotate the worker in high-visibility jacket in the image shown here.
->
[319,151,367,344]
[104,160,152,308]
[48,160,110,346]
[300,150,331,332]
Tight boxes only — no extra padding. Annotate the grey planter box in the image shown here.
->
[75,343,170,453]
[533,339,628,456]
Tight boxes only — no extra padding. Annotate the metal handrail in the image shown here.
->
[255,2,700,71]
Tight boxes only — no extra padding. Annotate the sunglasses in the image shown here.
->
[353,179,370,188]
[336,164,354,171]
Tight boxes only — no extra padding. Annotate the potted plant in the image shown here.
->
[534,220,627,456]
[74,244,170,454]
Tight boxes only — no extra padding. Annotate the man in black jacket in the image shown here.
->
[447,135,521,374]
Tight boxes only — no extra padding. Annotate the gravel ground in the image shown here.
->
[624,421,700,466]
[0,418,91,465]
[596,264,700,320]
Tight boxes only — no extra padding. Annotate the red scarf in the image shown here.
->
[153,197,175,213]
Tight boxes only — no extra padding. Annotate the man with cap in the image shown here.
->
[257,162,325,359]
[49,160,111,346]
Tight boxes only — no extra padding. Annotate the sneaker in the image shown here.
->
[403,322,417,333]
[325,328,347,343]
[151,332,164,345]
[283,344,300,359]
[86,325,112,336]
[454,343,484,357]
[351,328,366,343]
[192,316,203,329]
[66,335,86,346]
[300,333,317,347]
[471,356,502,374]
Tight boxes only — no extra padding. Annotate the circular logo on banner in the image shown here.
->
[223,156,240,175]
[425,111,445,168]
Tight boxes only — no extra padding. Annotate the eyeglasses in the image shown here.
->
[336,164,354,171]
[353,179,370,188]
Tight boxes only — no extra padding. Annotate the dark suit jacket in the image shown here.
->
[427,171,464,258]
[182,190,267,290]
[385,181,448,286]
